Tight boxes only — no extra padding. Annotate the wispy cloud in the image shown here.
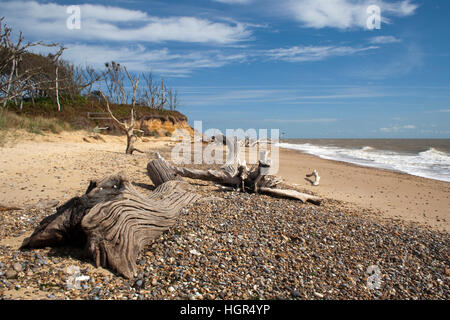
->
[285,0,418,29]
[181,86,389,106]
[380,124,416,132]
[40,44,247,76]
[212,0,253,4]
[369,35,401,44]
[265,45,378,62]
[1,0,252,44]
[263,118,338,123]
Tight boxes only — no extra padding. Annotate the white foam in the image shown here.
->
[277,143,450,182]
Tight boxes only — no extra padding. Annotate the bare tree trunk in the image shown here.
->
[3,58,16,107]
[55,64,61,111]
[21,173,199,279]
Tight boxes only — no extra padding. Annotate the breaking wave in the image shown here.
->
[277,143,450,182]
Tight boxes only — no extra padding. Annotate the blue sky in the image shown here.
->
[1,0,449,138]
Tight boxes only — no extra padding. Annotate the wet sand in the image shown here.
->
[277,148,450,232]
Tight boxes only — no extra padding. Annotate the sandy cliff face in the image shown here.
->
[138,116,193,137]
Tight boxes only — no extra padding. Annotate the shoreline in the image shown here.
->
[0,132,448,233]
[277,147,450,232]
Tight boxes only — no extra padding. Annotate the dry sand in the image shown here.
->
[0,131,449,232]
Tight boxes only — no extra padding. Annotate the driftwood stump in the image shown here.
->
[21,173,198,278]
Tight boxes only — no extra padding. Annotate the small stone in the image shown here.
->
[5,269,18,279]
[151,278,158,286]
[291,290,301,298]
[134,280,143,288]
[190,249,201,256]
[314,292,324,299]
[12,262,23,272]
[168,286,175,293]
[262,266,272,274]
[194,292,203,300]
[66,265,80,275]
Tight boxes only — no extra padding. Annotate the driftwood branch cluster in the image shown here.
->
[22,149,321,278]
[147,152,321,205]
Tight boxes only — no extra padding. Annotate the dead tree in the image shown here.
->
[0,18,60,107]
[21,173,199,278]
[99,90,142,154]
[98,67,143,154]
[48,46,66,111]
[147,152,322,205]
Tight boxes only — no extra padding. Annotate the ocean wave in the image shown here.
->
[277,143,450,182]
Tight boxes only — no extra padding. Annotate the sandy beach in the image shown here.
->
[1,133,448,232]
[278,148,450,233]
[0,132,448,300]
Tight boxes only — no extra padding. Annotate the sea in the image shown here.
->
[277,139,450,182]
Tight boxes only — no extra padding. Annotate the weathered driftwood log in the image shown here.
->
[146,153,321,205]
[21,173,198,278]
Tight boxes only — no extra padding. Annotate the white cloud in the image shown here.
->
[369,35,401,44]
[1,1,251,44]
[34,43,247,76]
[380,124,416,132]
[265,45,378,62]
[286,0,418,29]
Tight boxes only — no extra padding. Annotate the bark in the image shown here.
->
[21,173,199,278]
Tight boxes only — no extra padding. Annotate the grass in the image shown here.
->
[0,108,74,136]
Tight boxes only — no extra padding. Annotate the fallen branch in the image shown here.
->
[259,187,322,205]
[0,204,22,211]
